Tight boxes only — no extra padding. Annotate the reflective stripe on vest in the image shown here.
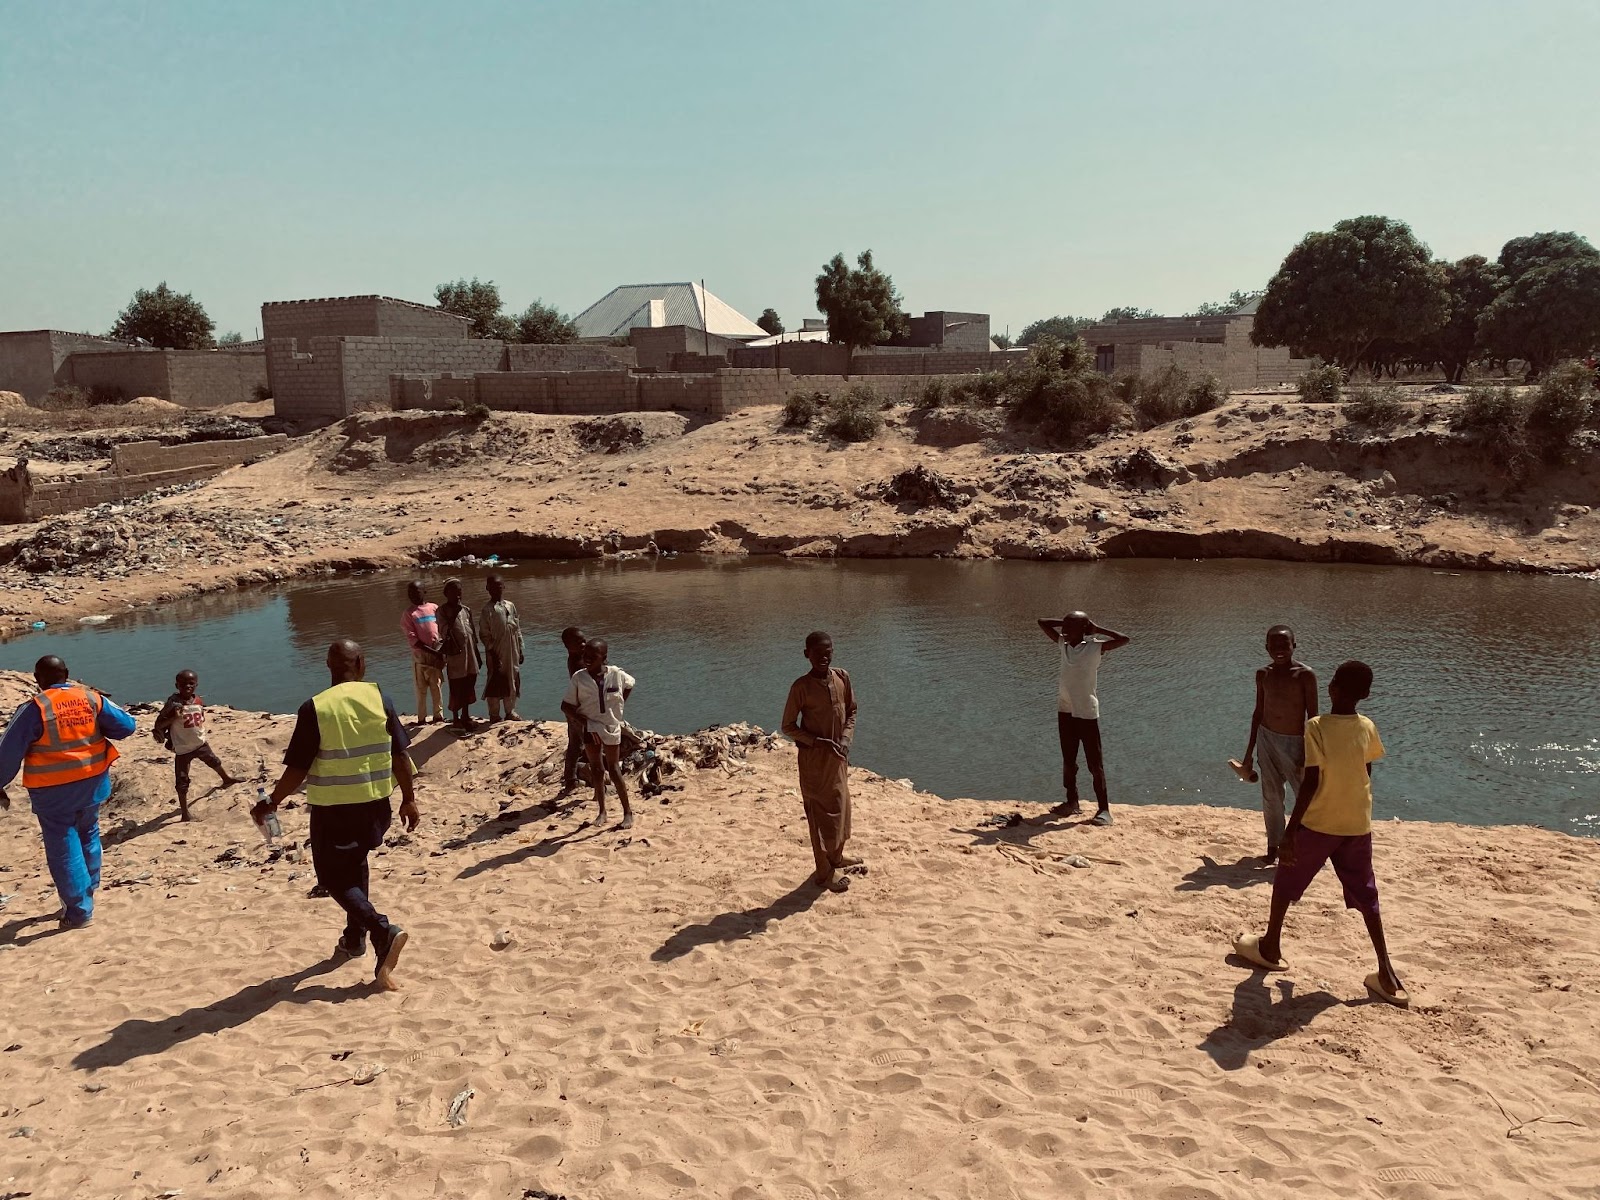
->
[21,685,120,790]
[305,681,394,806]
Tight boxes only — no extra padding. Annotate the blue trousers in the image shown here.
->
[35,801,102,923]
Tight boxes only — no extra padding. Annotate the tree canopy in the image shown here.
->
[1018,315,1095,346]
[815,250,908,351]
[1099,306,1157,322]
[1252,216,1448,368]
[217,330,245,345]
[1478,232,1600,376]
[435,278,515,340]
[514,299,577,344]
[757,308,784,337]
[108,282,215,349]
[1430,255,1505,382]
[1186,289,1264,317]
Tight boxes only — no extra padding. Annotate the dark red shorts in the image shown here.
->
[1272,829,1380,916]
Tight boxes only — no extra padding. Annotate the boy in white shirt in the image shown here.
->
[152,669,242,821]
[1035,610,1130,827]
[560,638,636,829]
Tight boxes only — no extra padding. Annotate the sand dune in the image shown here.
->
[1,680,1597,1199]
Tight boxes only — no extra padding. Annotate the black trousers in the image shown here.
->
[563,717,585,783]
[173,744,223,797]
[1057,713,1109,807]
[308,797,393,941]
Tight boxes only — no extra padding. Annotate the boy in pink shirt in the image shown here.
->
[402,581,445,725]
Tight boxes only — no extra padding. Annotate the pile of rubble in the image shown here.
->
[875,464,973,510]
[1,491,382,577]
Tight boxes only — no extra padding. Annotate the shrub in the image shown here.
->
[783,389,823,428]
[1009,361,1125,447]
[916,377,950,408]
[1185,374,1225,416]
[1297,363,1343,404]
[252,382,273,402]
[948,371,1007,407]
[466,403,490,422]
[1528,360,1594,451]
[40,384,91,410]
[1342,385,1408,431]
[822,385,885,442]
[86,384,128,407]
[1451,384,1533,480]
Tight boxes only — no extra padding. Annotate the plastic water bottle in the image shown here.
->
[253,787,282,844]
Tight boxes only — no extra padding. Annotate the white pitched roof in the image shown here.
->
[573,282,766,340]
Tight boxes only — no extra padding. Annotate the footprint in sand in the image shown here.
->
[571,1111,608,1147]
[1375,1165,1453,1185]
[866,1048,930,1068]
[1105,1085,1163,1105]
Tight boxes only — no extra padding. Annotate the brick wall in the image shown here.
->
[1094,316,1312,390]
[906,311,992,351]
[110,434,288,476]
[629,326,746,371]
[2,436,290,524]
[507,343,638,371]
[261,296,471,397]
[0,331,139,402]
[269,337,347,426]
[163,350,268,407]
[339,338,507,413]
[375,304,472,340]
[64,350,170,399]
[729,343,1025,376]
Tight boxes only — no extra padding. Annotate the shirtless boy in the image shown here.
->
[1237,625,1317,863]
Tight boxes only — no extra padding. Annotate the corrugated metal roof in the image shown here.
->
[573,283,765,340]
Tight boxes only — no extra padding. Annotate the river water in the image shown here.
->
[4,558,1597,836]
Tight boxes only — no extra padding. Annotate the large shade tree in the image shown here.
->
[1018,315,1095,345]
[1430,255,1506,382]
[756,308,784,336]
[815,250,908,352]
[108,282,215,349]
[1252,216,1449,370]
[1478,232,1600,377]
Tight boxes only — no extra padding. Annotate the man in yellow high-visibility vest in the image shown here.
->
[259,639,420,989]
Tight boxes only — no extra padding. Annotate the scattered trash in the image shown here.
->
[352,1063,386,1086]
[82,1082,107,1093]
[490,929,515,950]
[447,1087,475,1128]
[10,1126,35,1138]
[77,614,112,624]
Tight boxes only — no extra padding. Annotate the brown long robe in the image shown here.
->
[781,668,858,872]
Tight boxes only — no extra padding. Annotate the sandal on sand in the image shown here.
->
[1364,973,1410,1008]
[1090,810,1113,827]
[1233,933,1288,971]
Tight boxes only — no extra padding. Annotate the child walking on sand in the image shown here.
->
[152,669,242,821]
[1235,625,1318,863]
[560,638,636,830]
[1234,660,1408,1007]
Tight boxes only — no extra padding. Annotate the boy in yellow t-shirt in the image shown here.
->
[1233,661,1408,1007]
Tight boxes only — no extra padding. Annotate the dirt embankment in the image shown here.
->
[2,392,1597,635]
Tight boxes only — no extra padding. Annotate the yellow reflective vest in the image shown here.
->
[305,681,394,806]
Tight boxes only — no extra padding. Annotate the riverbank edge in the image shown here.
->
[7,522,1596,643]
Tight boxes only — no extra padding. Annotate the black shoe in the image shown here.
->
[333,931,367,961]
[373,924,409,985]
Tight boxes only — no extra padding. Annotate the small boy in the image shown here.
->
[1234,660,1408,1007]
[560,638,635,829]
[1235,625,1318,862]
[559,626,586,790]
[1035,609,1130,827]
[152,669,241,821]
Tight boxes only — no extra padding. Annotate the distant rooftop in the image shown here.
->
[573,283,765,341]
[261,294,471,322]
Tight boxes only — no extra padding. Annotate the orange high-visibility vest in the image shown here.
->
[21,685,120,789]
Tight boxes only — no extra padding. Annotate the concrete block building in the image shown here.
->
[1079,303,1312,391]
[0,329,266,408]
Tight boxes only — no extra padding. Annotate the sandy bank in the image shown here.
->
[3,395,1598,638]
[1,672,1597,1199]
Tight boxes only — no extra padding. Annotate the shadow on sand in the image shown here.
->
[1197,966,1345,1070]
[652,881,823,963]
[72,957,369,1071]
[454,820,606,880]
[1175,854,1273,893]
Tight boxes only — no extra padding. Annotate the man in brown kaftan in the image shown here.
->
[780,631,861,893]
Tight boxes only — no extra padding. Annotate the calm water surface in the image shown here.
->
[4,559,1597,835]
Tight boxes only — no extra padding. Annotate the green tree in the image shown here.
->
[108,282,215,349]
[991,332,1013,349]
[1099,306,1157,322]
[814,250,908,352]
[1186,289,1264,317]
[217,330,244,345]
[1478,232,1600,377]
[1018,315,1094,345]
[757,307,784,336]
[514,299,577,344]
[1252,216,1449,370]
[435,277,514,340]
[1429,255,1505,383]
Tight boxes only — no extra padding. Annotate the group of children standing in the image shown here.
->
[139,585,1408,1009]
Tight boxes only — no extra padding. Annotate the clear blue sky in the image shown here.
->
[2,0,1596,340]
